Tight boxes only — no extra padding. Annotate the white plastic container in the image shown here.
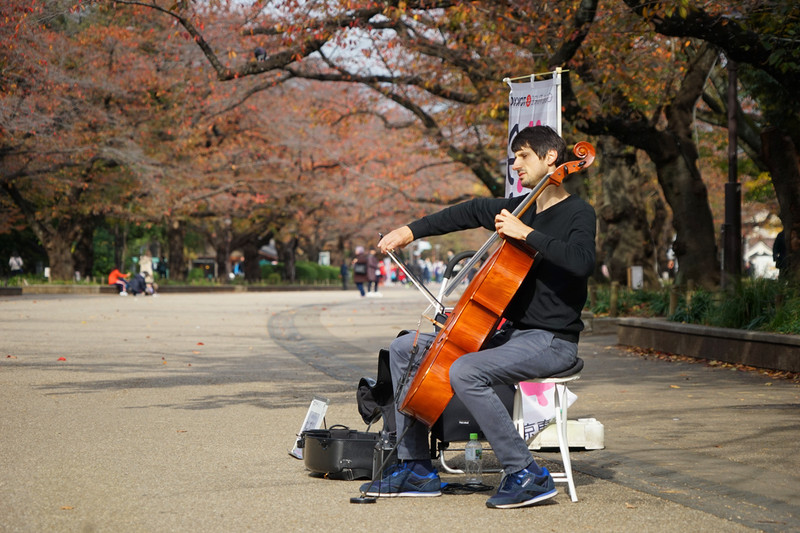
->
[528,418,605,450]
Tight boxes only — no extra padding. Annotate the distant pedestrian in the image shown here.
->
[8,251,23,276]
[352,246,369,297]
[340,260,349,290]
[367,249,381,297]
[773,230,787,276]
[156,256,168,279]
[139,250,153,278]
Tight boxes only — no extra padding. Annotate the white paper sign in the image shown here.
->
[520,382,577,440]
[289,395,330,460]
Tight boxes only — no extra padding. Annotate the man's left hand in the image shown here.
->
[495,209,532,241]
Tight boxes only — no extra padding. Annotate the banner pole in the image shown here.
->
[502,69,569,84]
[555,67,563,137]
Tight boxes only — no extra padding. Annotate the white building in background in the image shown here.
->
[742,210,781,279]
[744,239,778,279]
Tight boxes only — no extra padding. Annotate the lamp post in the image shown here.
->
[722,57,741,289]
[224,217,232,280]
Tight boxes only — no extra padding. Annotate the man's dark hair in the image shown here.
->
[510,125,567,166]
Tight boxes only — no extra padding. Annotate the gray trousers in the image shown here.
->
[389,327,578,473]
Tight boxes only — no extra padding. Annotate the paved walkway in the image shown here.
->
[1,287,798,532]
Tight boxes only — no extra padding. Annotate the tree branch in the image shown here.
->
[622,0,799,90]
[548,0,599,69]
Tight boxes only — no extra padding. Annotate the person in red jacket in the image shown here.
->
[108,267,129,295]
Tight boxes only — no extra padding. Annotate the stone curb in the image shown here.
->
[1,284,344,295]
[617,316,800,373]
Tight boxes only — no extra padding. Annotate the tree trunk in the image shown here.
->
[241,240,262,282]
[648,133,720,288]
[596,136,659,288]
[303,241,320,264]
[658,46,721,288]
[762,127,800,282]
[6,207,79,282]
[40,236,73,281]
[167,218,187,281]
[72,216,99,281]
[278,236,299,282]
[204,223,230,282]
[593,45,720,289]
[214,244,229,281]
[112,224,128,272]
[0,182,78,281]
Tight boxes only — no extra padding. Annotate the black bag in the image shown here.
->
[299,426,382,480]
[353,262,367,275]
[431,384,516,442]
[356,349,395,433]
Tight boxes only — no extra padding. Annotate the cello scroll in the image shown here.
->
[546,141,596,188]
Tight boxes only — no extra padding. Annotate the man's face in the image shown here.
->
[511,145,553,189]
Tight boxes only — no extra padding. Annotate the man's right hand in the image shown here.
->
[378,226,414,254]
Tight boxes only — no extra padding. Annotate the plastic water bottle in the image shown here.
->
[464,433,483,485]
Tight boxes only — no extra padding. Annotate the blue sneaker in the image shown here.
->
[359,464,442,497]
[486,467,557,508]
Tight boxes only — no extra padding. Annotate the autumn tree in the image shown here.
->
[1,1,153,280]
[114,1,705,284]
[26,0,798,286]
[621,0,800,281]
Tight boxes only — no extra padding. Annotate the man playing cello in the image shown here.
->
[366,125,596,508]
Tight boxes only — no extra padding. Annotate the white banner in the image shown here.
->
[505,71,562,197]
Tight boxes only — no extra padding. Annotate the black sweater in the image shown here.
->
[407,194,596,341]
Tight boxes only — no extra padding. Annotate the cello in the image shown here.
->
[398,141,596,427]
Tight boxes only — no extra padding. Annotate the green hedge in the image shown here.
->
[589,279,799,334]
[696,279,799,334]
[588,284,670,318]
[259,261,339,284]
[260,262,281,281]
[295,261,338,283]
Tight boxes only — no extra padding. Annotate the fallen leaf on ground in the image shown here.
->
[624,346,799,383]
